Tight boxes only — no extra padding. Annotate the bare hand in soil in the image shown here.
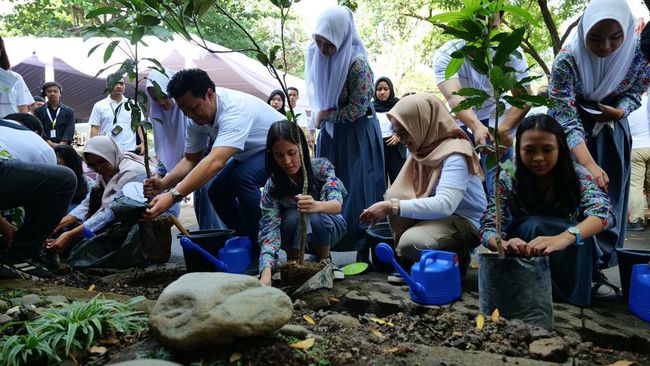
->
[46,231,72,253]
[260,267,272,286]
[296,194,321,213]
[360,200,391,226]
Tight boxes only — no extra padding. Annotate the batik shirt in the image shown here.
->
[549,41,650,150]
[479,163,615,248]
[321,56,375,124]
[258,158,347,271]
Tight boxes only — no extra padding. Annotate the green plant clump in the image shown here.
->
[0,295,147,366]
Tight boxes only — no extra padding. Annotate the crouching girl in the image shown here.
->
[259,121,347,286]
[479,114,615,305]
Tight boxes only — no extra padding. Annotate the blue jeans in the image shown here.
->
[0,160,76,260]
[460,119,513,196]
[208,150,268,244]
[280,208,347,251]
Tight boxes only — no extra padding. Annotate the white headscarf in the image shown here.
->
[84,136,147,208]
[146,68,187,171]
[571,0,637,102]
[305,6,367,135]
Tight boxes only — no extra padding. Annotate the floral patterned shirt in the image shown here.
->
[258,158,347,271]
[549,41,650,149]
[479,163,615,248]
[322,56,375,123]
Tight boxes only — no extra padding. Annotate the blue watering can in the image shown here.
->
[375,243,461,305]
[179,236,252,274]
[629,263,650,322]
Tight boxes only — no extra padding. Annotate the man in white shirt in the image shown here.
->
[287,86,315,149]
[88,74,144,154]
[0,36,34,117]
[627,93,650,231]
[0,117,76,279]
[144,68,284,246]
[433,13,531,194]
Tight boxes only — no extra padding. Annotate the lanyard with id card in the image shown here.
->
[47,107,61,139]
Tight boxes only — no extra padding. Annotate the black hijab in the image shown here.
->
[373,76,399,113]
[267,89,286,115]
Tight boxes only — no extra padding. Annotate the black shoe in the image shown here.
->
[626,220,645,232]
[592,269,620,298]
[0,256,55,280]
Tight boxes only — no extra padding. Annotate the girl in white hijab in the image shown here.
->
[549,0,650,277]
[46,136,148,253]
[304,6,385,261]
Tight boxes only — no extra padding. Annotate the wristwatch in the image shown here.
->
[567,226,583,245]
[390,198,400,215]
[168,187,184,204]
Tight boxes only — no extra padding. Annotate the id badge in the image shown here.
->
[50,130,56,138]
[111,125,123,136]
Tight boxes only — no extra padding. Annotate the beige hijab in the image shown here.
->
[84,136,147,208]
[385,93,482,200]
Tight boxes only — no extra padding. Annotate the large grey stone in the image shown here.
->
[11,294,42,307]
[149,273,293,350]
[319,314,360,328]
[529,337,569,363]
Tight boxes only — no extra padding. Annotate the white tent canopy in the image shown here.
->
[5,36,311,121]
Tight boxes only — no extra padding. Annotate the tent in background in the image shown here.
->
[4,37,311,121]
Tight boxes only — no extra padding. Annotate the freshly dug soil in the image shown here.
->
[280,260,325,287]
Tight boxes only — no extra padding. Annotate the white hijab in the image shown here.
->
[146,68,187,171]
[305,6,367,135]
[84,136,147,208]
[571,0,637,102]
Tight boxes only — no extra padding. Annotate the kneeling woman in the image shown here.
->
[47,136,148,252]
[479,114,615,306]
[360,94,486,271]
[259,121,347,286]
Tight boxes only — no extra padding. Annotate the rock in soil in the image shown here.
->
[278,324,311,339]
[319,313,361,328]
[149,272,293,350]
[11,294,42,307]
[44,295,68,304]
[298,289,330,310]
[529,337,570,362]
[0,314,12,325]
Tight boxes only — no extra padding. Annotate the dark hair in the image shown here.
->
[287,87,299,94]
[641,24,650,62]
[32,95,45,103]
[167,68,215,99]
[514,114,581,216]
[267,90,286,115]
[54,145,88,204]
[42,81,63,95]
[4,113,45,138]
[265,120,323,198]
[0,36,9,70]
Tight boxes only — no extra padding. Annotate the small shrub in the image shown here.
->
[136,347,173,360]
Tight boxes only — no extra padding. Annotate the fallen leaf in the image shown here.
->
[89,346,107,355]
[328,296,340,303]
[369,317,395,327]
[491,308,500,322]
[452,331,463,337]
[98,337,119,345]
[303,315,316,325]
[470,263,480,269]
[289,337,315,350]
[229,352,242,362]
[476,314,485,330]
[88,284,96,292]
[384,346,413,354]
[607,361,636,366]
[370,328,385,338]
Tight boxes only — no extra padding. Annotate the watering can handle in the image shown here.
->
[179,237,230,272]
[417,251,436,273]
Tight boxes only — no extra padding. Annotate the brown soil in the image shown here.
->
[280,260,325,287]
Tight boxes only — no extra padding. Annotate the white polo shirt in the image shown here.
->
[0,70,34,118]
[185,87,284,161]
[629,93,650,150]
[434,40,529,128]
[0,119,56,164]
[88,95,137,151]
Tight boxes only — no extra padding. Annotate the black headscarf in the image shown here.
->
[373,76,399,113]
[267,89,286,115]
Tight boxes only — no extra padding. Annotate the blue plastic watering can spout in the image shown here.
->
[375,243,425,295]
[179,237,230,272]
